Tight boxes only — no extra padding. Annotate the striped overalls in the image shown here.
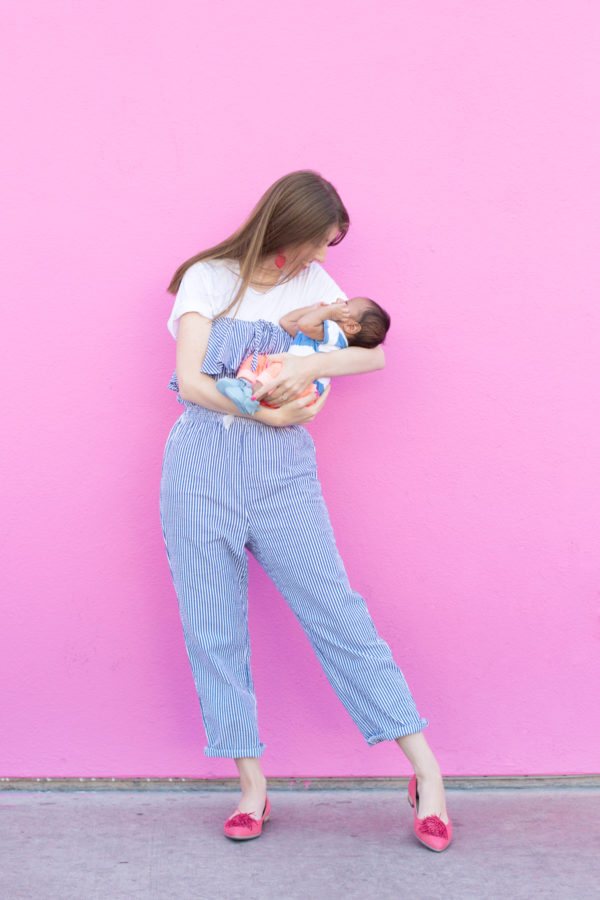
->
[159,320,427,758]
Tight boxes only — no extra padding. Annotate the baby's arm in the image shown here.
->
[279,303,326,338]
[280,300,348,341]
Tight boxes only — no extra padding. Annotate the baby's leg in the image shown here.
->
[215,354,269,415]
[216,377,259,414]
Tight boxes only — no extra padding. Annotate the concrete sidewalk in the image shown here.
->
[2,787,598,899]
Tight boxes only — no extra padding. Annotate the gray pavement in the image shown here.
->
[1,787,598,899]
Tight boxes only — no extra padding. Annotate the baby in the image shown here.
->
[216,297,391,415]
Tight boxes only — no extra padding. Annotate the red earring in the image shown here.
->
[274,254,286,270]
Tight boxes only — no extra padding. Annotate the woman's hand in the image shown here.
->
[252,354,319,407]
[256,387,330,427]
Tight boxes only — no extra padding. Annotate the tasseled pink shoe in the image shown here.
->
[224,795,271,841]
[408,775,452,852]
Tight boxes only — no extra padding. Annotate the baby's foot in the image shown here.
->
[216,378,260,415]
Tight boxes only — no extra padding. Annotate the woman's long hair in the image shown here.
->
[167,170,350,317]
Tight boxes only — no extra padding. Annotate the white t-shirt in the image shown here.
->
[167,258,347,338]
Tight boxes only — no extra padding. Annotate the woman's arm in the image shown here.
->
[176,312,239,412]
[175,312,330,426]
[252,345,385,406]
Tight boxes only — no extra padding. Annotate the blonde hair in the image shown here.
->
[167,170,350,317]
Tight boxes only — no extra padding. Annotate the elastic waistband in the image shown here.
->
[181,402,225,419]
[180,402,304,436]
[181,402,264,429]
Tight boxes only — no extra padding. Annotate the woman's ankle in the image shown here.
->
[239,774,267,793]
[395,732,443,782]
[235,757,266,788]
[413,765,443,783]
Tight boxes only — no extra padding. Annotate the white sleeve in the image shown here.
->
[306,263,348,305]
[167,262,217,338]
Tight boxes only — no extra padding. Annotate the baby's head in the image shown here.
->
[342,297,391,348]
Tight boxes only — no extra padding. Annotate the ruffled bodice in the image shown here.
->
[168,317,292,395]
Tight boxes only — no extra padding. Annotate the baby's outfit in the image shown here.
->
[216,318,349,414]
[272,319,349,396]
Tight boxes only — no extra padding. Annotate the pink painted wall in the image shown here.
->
[2,1,599,779]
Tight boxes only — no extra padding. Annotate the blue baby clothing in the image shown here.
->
[287,319,348,395]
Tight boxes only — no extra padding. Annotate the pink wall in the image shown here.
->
[2,1,599,779]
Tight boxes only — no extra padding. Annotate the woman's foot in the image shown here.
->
[395,732,448,821]
[224,795,270,841]
[408,775,452,852]
[411,769,448,823]
[233,780,268,819]
[231,757,267,821]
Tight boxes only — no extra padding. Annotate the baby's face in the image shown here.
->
[335,297,372,339]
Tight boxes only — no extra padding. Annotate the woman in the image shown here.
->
[160,171,452,851]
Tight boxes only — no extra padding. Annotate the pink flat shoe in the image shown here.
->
[408,775,452,852]
[224,795,271,841]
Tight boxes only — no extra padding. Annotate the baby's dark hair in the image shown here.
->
[348,298,391,348]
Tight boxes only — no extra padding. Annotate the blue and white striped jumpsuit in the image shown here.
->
[160,268,428,758]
